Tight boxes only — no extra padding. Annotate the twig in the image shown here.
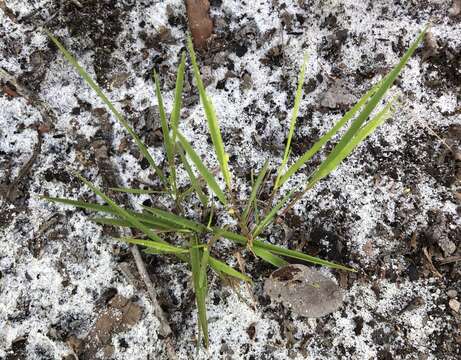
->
[422,247,443,278]
[128,245,178,359]
[118,262,141,287]
[130,244,173,337]
[92,117,178,359]
[418,117,455,153]
[4,129,42,202]
[0,0,17,22]
[437,255,461,265]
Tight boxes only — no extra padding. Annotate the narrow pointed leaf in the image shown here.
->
[190,236,209,348]
[255,241,356,271]
[187,36,231,189]
[90,217,192,233]
[275,53,308,188]
[214,229,355,272]
[177,131,227,205]
[153,70,175,191]
[110,187,165,195]
[170,52,186,143]
[242,160,269,223]
[253,247,288,267]
[278,77,386,187]
[119,237,189,253]
[45,30,167,187]
[199,247,210,288]
[177,144,208,206]
[207,257,252,283]
[73,173,164,243]
[141,205,207,232]
[43,196,113,213]
[44,196,179,229]
[309,100,396,187]
[91,217,136,227]
[308,28,426,189]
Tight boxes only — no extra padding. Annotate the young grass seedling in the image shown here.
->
[44,27,427,348]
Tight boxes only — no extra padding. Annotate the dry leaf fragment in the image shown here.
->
[449,0,461,16]
[76,295,143,359]
[2,83,19,97]
[422,247,443,278]
[264,264,343,318]
[449,299,460,313]
[186,0,213,49]
[362,240,374,257]
[410,232,418,250]
[319,79,357,109]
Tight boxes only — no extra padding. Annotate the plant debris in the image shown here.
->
[186,0,213,49]
[318,79,357,110]
[264,264,344,318]
[71,294,142,359]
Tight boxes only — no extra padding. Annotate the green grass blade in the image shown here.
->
[187,36,231,190]
[274,53,308,189]
[153,70,173,163]
[309,99,396,187]
[251,170,260,224]
[307,28,426,189]
[214,229,355,272]
[170,52,186,144]
[90,217,192,233]
[252,247,288,267]
[141,205,207,233]
[73,173,164,242]
[137,210,189,230]
[119,237,189,253]
[44,197,245,279]
[254,241,356,271]
[44,196,180,229]
[177,132,227,205]
[242,160,269,223]
[153,70,175,191]
[45,30,167,188]
[177,144,209,207]
[199,246,210,288]
[211,228,247,245]
[109,187,165,195]
[207,257,252,282]
[278,77,386,188]
[190,236,209,348]
[252,185,300,238]
[43,196,114,213]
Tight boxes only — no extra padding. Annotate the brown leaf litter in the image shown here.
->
[265,264,344,318]
[186,0,213,49]
[67,295,142,359]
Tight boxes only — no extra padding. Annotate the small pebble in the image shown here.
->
[449,299,460,313]
[447,290,458,299]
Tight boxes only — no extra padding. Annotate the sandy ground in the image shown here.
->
[1,0,460,359]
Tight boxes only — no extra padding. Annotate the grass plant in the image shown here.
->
[43,27,427,348]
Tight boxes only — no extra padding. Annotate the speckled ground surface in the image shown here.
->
[1,1,460,359]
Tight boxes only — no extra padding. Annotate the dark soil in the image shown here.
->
[1,0,460,359]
